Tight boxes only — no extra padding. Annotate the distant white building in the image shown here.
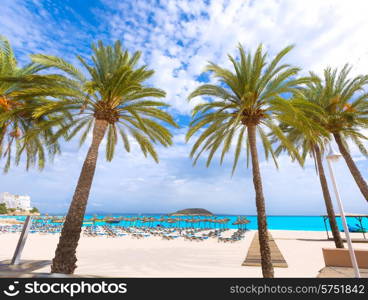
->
[0,192,32,211]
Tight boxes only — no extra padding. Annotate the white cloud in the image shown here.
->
[98,0,368,113]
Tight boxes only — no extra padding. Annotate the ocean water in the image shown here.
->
[1,215,367,231]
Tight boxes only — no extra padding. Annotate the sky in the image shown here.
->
[0,0,368,215]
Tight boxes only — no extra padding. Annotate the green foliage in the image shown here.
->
[31,40,178,162]
[0,35,63,173]
[298,65,368,157]
[30,207,39,213]
[270,97,331,167]
[187,44,309,173]
[270,64,368,171]
[0,203,7,214]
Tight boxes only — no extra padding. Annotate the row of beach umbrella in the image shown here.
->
[90,215,250,229]
[34,215,251,230]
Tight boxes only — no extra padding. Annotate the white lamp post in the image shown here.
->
[326,142,360,278]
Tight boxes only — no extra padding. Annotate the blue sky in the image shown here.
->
[1,0,368,215]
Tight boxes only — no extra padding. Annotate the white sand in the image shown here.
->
[0,230,367,277]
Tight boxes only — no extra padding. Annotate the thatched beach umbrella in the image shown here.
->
[233,217,250,230]
[216,218,225,229]
[195,217,203,229]
[240,218,250,230]
[122,217,129,226]
[202,218,210,229]
[167,218,177,228]
[157,217,166,225]
[148,217,157,227]
[222,218,230,229]
[214,219,221,229]
[192,219,200,229]
[175,217,182,228]
[232,219,241,229]
[140,217,149,227]
[187,218,194,229]
[211,216,218,228]
[127,217,136,227]
[122,217,132,227]
[184,219,192,228]
[132,217,140,227]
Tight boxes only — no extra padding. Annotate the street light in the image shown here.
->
[326,142,360,278]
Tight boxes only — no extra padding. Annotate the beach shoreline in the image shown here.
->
[1,230,367,277]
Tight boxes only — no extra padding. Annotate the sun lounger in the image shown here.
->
[322,248,368,268]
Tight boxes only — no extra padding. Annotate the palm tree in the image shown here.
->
[187,44,308,278]
[32,40,178,274]
[0,35,62,172]
[271,99,344,248]
[300,65,368,202]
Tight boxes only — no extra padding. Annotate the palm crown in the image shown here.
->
[0,36,61,172]
[186,44,310,172]
[299,65,368,155]
[271,96,330,165]
[31,41,178,161]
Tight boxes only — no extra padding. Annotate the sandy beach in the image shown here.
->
[1,230,367,277]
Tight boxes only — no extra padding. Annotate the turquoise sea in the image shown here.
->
[1,215,367,231]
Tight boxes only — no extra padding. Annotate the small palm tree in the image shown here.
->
[0,35,61,172]
[301,66,368,202]
[32,41,178,274]
[187,44,308,278]
[271,98,344,248]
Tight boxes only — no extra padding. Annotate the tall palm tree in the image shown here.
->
[300,65,368,202]
[32,40,178,274]
[187,44,308,278]
[271,99,344,248]
[0,35,62,172]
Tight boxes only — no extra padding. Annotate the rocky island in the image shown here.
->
[169,208,213,216]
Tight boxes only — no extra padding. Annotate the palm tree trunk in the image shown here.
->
[247,125,274,278]
[314,145,344,248]
[51,119,108,274]
[333,133,368,202]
